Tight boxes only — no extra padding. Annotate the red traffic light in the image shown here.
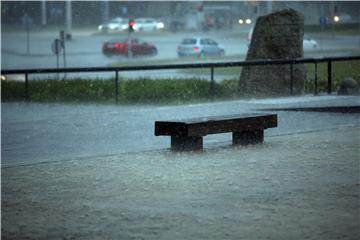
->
[128,19,135,32]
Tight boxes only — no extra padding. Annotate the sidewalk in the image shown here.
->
[2,126,359,240]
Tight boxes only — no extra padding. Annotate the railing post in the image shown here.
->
[327,61,332,94]
[25,72,29,102]
[290,63,293,95]
[210,66,215,100]
[115,70,119,103]
[314,62,318,95]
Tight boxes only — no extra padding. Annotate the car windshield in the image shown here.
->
[200,39,206,45]
[181,38,197,45]
[109,38,127,43]
[208,39,218,45]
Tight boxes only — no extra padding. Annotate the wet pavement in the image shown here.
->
[1,95,359,239]
[2,95,359,167]
[2,124,359,240]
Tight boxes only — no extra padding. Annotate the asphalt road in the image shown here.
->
[1,30,248,69]
[2,95,359,167]
[2,29,359,78]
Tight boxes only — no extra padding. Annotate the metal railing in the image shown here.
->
[2,55,360,103]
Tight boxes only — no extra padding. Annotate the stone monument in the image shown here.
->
[239,9,306,96]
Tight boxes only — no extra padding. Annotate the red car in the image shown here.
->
[102,38,157,57]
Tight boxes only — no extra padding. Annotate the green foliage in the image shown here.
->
[1,80,27,101]
[1,79,115,103]
[2,78,226,104]
[305,60,360,93]
[120,78,212,104]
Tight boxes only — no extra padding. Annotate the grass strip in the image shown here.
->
[1,78,238,104]
[2,60,359,104]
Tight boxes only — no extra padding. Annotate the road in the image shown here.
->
[1,30,248,68]
[2,95,359,167]
[2,29,360,81]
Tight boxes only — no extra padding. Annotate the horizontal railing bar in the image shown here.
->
[1,55,360,75]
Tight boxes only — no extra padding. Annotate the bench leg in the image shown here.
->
[232,130,264,145]
[171,135,203,151]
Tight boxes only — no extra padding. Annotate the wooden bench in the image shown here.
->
[155,113,278,151]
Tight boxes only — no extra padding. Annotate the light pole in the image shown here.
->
[65,0,72,40]
[41,0,46,25]
[102,0,109,23]
[330,1,335,38]
[128,19,135,58]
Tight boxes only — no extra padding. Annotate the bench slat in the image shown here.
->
[155,113,277,137]
[188,114,277,136]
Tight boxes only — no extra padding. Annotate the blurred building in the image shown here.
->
[1,1,359,28]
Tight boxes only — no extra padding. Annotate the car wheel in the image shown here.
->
[151,48,158,56]
[199,52,206,59]
[103,53,111,58]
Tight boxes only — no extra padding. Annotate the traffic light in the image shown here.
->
[128,19,135,33]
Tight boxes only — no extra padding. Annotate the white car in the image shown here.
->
[98,17,129,32]
[133,18,165,32]
[303,34,318,49]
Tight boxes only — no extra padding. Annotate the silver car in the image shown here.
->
[177,37,225,58]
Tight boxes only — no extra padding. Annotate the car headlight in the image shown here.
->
[109,25,116,30]
[98,25,103,30]
[156,22,165,29]
[121,25,128,30]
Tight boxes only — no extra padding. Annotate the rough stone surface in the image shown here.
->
[337,77,360,95]
[240,9,306,96]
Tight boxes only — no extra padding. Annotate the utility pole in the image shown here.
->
[330,1,335,38]
[41,0,47,25]
[22,14,33,55]
[267,0,272,14]
[65,0,72,40]
[102,0,110,23]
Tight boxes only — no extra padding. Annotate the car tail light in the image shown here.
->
[193,47,199,52]
[114,43,122,49]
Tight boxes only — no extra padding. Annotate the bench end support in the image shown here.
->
[233,130,264,145]
[171,135,203,151]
